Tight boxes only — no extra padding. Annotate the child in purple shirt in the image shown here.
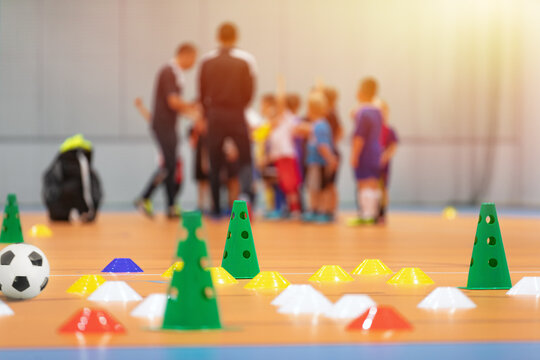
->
[350,78,383,224]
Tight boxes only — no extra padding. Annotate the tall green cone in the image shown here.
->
[0,194,24,244]
[464,203,511,290]
[221,200,260,279]
[162,211,221,330]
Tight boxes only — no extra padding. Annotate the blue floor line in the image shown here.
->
[1,341,540,360]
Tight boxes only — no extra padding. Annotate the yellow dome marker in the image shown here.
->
[442,206,458,220]
[244,271,290,290]
[352,259,393,276]
[66,275,106,296]
[208,267,238,286]
[161,261,184,279]
[27,224,53,238]
[309,265,354,283]
[387,267,434,286]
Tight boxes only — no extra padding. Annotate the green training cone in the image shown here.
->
[0,194,24,244]
[221,200,260,279]
[162,211,221,330]
[464,203,511,290]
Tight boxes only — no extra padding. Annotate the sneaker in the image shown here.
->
[280,210,292,220]
[167,205,182,219]
[346,216,376,226]
[135,198,154,218]
[302,212,317,222]
[289,210,302,221]
[314,213,333,224]
[264,210,283,220]
[365,218,376,225]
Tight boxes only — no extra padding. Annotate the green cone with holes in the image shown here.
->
[221,200,260,279]
[464,203,511,290]
[162,211,222,330]
[0,194,24,244]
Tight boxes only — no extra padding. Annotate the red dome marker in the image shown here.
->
[58,307,125,334]
[346,305,412,331]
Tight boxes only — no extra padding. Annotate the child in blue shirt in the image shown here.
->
[303,91,338,223]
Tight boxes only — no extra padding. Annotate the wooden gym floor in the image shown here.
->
[1,211,540,358]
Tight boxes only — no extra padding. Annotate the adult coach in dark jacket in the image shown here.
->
[199,23,256,217]
[135,43,198,218]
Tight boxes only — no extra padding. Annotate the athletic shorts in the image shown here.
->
[354,162,380,180]
[275,157,301,194]
[261,163,278,182]
[306,164,336,192]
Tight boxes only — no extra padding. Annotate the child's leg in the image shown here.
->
[318,187,332,214]
[379,188,388,219]
[329,153,340,215]
[358,178,381,220]
[273,184,285,211]
[378,178,388,220]
[319,166,337,218]
[355,181,363,217]
[329,185,338,215]
[276,158,301,213]
[305,165,322,213]
[286,192,301,213]
[309,189,320,213]
[263,179,274,212]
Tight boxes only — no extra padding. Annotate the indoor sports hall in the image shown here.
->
[1,1,540,359]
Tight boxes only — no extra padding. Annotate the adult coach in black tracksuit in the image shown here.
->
[199,23,257,217]
[135,43,198,218]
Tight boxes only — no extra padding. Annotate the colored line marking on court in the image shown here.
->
[2,341,540,360]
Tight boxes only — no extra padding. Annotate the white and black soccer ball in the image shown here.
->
[0,244,50,300]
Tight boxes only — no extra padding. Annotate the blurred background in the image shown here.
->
[1,0,539,210]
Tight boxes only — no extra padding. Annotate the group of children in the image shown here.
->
[252,77,398,224]
[135,77,398,225]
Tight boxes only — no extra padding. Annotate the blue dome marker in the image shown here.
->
[101,258,143,273]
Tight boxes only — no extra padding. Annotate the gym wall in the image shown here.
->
[1,0,540,209]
